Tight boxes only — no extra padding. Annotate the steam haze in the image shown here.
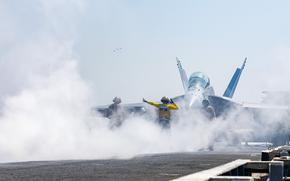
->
[0,0,289,162]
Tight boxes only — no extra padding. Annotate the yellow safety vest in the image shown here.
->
[146,101,179,120]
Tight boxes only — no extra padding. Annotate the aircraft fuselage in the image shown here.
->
[183,72,215,109]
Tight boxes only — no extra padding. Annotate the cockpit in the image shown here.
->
[188,72,210,90]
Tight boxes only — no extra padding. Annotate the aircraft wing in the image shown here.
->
[208,95,241,116]
[208,95,289,117]
[94,103,147,117]
[241,103,289,115]
[123,103,147,112]
[172,95,185,103]
[94,95,187,118]
[242,103,289,110]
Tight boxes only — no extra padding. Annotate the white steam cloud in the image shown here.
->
[0,1,289,163]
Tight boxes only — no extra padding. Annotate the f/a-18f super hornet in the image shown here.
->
[97,58,248,118]
[172,57,247,118]
[173,57,260,119]
[96,58,289,126]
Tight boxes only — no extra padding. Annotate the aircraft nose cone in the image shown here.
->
[187,88,204,108]
[189,96,201,108]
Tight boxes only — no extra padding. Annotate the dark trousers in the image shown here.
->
[158,118,170,129]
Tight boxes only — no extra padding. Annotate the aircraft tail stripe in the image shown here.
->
[223,58,247,98]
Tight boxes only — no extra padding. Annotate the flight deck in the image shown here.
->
[0,152,259,181]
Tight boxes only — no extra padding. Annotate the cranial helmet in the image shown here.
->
[113,97,122,104]
[161,96,170,104]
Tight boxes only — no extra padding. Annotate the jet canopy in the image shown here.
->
[188,72,210,89]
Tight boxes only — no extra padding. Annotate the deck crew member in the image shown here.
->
[143,96,179,128]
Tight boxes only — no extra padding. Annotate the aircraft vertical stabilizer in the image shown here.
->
[223,58,247,98]
[176,57,189,93]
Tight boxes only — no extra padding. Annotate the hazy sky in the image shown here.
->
[72,0,290,104]
[2,0,290,105]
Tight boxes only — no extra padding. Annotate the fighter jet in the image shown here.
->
[173,58,290,118]
[173,57,247,117]
[96,58,289,146]
[96,58,289,120]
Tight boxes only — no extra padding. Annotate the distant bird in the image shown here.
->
[113,48,123,53]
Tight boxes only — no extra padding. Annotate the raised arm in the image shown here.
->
[168,98,179,110]
[143,98,160,108]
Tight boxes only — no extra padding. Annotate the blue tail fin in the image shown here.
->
[223,58,247,98]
